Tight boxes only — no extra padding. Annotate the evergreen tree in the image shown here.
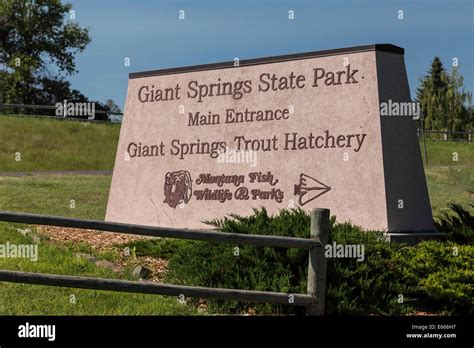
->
[430,57,447,90]
[416,57,472,134]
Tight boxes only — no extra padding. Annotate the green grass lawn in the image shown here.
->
[0,174,111,219]
[0,174,198,315]
[426,167,474,217]
[0,115,120,172]
[420,139,474,166]
[0,222,196,315]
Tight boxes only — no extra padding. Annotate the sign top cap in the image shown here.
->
[129,44,404,79]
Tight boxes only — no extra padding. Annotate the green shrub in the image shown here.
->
[164,208,412,315]
[121,238,191,260]
[395,241,473,314]
[166,208,310,314]
[124,207,472,315]
[326,222,412,315]
[435,203,474,244]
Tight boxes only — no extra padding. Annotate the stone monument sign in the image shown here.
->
[106,44,434,233]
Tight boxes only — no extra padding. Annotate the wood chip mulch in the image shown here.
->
[35,225,168,281]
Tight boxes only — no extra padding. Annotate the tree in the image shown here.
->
[428,57,447,91]
[0,0,90,105]
[416,57,446,130]
[442,67,473,133]
[104,99,122,122]
[416,57,472,134]
[105,99,122,114]
[35,77,87,105]
[0,15,8,64]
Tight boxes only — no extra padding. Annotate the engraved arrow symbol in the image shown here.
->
[294,173,331,206]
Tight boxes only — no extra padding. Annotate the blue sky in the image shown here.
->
[67,0,473,110]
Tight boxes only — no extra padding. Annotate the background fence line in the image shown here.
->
[0,103,123,123]
[0,103,123,115]
[417,128,472,142]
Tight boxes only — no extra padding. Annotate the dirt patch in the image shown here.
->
[36,225,146,252]
[406,311,440,316]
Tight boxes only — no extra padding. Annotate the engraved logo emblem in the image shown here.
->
[163,170,192,208]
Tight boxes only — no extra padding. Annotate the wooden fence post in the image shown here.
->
[306,208,330,315]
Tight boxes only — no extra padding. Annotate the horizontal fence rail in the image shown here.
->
[0,208,329,314]
[0,270,314,306]
[0,103,123,115]
[0,103,123,124]
[0,210,319,250]
[417,128,472,142]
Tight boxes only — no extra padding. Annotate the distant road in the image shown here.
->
[0,170,113,177]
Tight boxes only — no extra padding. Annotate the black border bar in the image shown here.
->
[129,43,404,79]
[0,315,470,345]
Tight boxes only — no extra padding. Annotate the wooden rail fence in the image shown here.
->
[0,208,329,315]
[0,103,123,115]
